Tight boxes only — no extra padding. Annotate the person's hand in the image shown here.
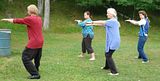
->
[75,20,81,22]
[125,19,131,22]
[1,19,8,22]
[1,19,13,23]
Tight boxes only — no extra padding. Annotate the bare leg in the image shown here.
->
[89,52,95,60]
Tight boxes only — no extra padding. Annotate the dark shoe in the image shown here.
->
[28,75,40,79]
[134,56,142,59]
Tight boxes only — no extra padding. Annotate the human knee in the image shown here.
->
[22,55,30,64]
[105,54,112,58]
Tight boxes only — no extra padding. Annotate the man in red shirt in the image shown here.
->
[1,4,44,79]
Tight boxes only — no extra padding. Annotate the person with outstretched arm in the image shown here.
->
[126,10,150,63]
[1,4,44,79]
[86,8,120,75]
[75,11,96,61]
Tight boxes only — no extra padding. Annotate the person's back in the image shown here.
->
[1,4,43,79]
[24,16,44,48]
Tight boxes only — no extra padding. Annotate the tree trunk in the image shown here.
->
[132,5,135,19]
[37,0,43,15]
[43,0,50,30]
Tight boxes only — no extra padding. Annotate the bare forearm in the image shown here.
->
[86,23,104,26]
[1,19,14,23]
[92,21,106,26]
[126,20,139,25]
[86,20,106,26]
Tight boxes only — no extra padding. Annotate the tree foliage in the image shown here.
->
[0,0,7,11]
[76,0,104,7]
[76,0,160,10]
[115,0,160,10]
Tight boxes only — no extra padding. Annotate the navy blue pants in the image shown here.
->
[137,36,148,61]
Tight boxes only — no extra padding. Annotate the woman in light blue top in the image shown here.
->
[75,11,95,61]
[86,8,120,75]
[126,10,150,63]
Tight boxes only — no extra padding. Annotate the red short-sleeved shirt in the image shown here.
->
[13,16,44,48]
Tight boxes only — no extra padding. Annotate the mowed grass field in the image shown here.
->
[0,23,160,81]
[0,0,160,81]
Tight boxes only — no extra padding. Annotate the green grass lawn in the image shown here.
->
[0,0,160,81]
[0,25,160,81]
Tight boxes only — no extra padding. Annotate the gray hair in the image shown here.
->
[107,8,117,19]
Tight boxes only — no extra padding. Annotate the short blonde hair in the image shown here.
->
[27,4,38,15]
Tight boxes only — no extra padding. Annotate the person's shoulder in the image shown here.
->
[139,19,146,22]
[85,18,92,22]
[37,16,42,18]
[106,19,111,21]
[141,19,146,23]
[82,19,91,23]
[37,16,42,20]
[106,18,116,23]
[25,15,32,18]
[24,16,32,20]
[25,16,42,20]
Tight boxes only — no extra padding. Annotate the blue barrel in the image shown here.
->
[0,29,11,56]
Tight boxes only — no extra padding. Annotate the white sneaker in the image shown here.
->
[108,73,119,76]
[142,60,149,63]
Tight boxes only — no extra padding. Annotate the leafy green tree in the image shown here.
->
[76,0,104,7]
[115,0,160,10]
[115,0,160,18]
[75,0,160,19]
[0,0,7,11]
[76,0,160,10]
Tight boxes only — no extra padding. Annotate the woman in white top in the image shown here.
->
[126,10,150,63]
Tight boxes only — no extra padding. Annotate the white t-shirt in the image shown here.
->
[137,19,146,26]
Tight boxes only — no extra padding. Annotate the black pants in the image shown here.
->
[104,50,118,74]
[82,35,94,54]
[22,47,42,76]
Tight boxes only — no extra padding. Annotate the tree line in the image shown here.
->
[0,0,159,29]
[76,0,160,19]
[76,0,160,10]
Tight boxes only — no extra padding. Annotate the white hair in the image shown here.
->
[107,8,117,18]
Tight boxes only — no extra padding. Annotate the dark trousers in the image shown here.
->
[104,50,118,74]
[22,47,42,76]
[82,35,94,54]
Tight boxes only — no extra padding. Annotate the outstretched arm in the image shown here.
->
[75,20,82,23]
[86,20,106,26]
[125,20,139,25]
[75,19,86,27]
[1,19,14,23]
